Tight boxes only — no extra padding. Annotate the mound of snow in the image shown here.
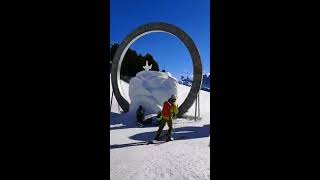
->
[128,71,178,115]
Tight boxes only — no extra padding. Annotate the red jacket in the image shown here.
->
[161,101,172,120]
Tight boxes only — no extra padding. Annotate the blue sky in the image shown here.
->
[110,0,210,79]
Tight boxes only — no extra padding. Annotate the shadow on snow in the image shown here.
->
[109,112,137,130]
[110,112,158,130]
[110,112,200,130]
[110,124,210,149]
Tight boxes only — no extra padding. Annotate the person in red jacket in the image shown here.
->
[154,95,178,141]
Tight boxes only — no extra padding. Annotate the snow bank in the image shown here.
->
[110,76,211,180]
[128,71,178,115]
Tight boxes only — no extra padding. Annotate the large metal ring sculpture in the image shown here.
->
[111,22,203,117]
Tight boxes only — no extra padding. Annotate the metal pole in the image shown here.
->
[198,93,200,119]
[110,91,114,111]
[195,95,197,121]
[118,104,122,113]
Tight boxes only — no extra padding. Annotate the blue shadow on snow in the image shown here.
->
[110,124,210,149]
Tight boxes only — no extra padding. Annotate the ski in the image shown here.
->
[147,140,166,145]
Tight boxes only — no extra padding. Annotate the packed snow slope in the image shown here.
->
[110,78,210,180]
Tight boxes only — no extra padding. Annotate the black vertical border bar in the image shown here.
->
[94,0,110,178]
[103,0,111,178]
[211,0,225,179]
[106,0,111,179]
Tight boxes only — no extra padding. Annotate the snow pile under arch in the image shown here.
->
[128,71,178,115]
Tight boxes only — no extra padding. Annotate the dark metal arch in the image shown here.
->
[111,22,203,117]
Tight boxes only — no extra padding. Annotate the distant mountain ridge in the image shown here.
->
[202,74,210,90]
[178,74,210,91]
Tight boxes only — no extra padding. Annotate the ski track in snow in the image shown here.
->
[110,78,210,180]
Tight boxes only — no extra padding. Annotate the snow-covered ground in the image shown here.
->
[110,78,210,180]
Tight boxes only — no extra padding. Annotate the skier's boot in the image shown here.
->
[137,122,143,128]
[154,135,160,141]
[166,137,174,142]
